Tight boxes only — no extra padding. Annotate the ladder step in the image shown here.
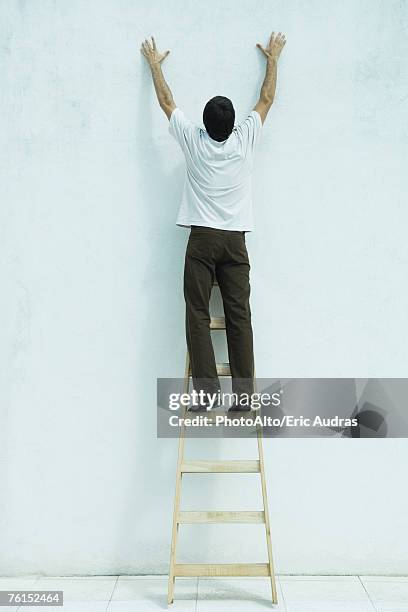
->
[188,361,230,377]
[178,511,265,524]
[174,563,270,577]
[216,362,231,376]
[210,316,226,330]
[181,460,260,473]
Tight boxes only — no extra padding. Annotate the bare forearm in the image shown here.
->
[150,63,174,108]
[259,57,277,104]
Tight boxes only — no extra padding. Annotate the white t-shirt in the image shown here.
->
[169,107,262,231]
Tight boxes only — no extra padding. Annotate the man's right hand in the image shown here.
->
[256,31,286,61]
[253,31,286,124]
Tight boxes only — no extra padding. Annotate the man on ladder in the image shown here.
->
[141,31,286,409]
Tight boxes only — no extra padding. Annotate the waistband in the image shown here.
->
[191,225,245,235]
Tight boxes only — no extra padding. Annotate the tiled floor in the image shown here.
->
[0,575,407,611]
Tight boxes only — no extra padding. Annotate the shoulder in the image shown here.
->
[169,107,183,121]
[168,107,201,149]
[235,110,262,133]
[170,107,196,127]
[251,109,262,126]
[169,107,200,133]
[233,110,262,154]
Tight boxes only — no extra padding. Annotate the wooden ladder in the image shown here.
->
[167,284,277,605]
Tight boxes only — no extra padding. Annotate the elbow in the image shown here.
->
[260,94,274,106]
[160,96,174,109]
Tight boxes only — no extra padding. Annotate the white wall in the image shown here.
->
[1,0,408,576]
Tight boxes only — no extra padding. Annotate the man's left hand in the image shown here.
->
[141,36,170,66]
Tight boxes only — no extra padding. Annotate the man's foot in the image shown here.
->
[187,403,210,413]
[187,399,224,413]
[228,402,252,413]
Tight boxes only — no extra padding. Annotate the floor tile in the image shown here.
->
[374,607,408,612]
[360,576,408,583]
[34,576,117,602]
[0,576,40,589]
[279,575,364,581]
[110,576,197,610]
[284,605,375,612]
[33,604,108,612]
[2,575,408,611]
[109,602,195,611]
[0,576,40,612]
[279,575,372,605]
[360,576,408,605]
[196,577,286,610]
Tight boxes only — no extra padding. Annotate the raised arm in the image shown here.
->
[254,32,286,124]
[141,36,176,120]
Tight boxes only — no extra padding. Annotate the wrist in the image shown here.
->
[267,55,278,64]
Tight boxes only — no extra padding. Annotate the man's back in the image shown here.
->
[169,108,262,231]
[141,30,286,406]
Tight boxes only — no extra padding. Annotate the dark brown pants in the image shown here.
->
[184,225,254,396]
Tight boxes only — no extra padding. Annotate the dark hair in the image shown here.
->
[203,96,235,142]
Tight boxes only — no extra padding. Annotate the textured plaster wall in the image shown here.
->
[1,0,408,575]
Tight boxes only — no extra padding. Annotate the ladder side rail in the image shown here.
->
[255,369,278,604]
[167,352,190,604]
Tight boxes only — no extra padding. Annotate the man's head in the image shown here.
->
[203,96,235,142]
